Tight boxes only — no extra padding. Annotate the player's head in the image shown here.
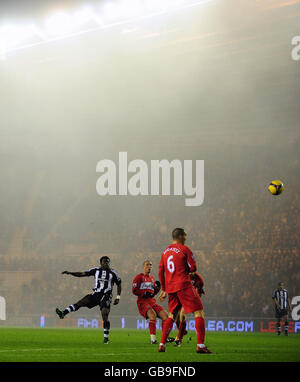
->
[100,256,110,269]
[278,282,284,290]
[172,228,186,244]
[143,260,152,275]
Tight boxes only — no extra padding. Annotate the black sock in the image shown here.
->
[63,304,78,315]
[276,322,281,333]
[284,321,289,333]
[104,320,110,339]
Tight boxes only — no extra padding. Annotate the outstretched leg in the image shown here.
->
[56,294,92,319]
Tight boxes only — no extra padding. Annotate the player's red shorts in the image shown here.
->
[168,285,203,315]
[137,299,164,319]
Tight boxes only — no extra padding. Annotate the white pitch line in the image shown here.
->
[0,348,67,353]
[89,353,137,356]
[0,349,139,357]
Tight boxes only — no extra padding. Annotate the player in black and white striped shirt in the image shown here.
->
[56,256,121,343]
[272,282,292,336]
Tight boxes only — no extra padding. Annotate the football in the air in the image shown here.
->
[268,180,284,195]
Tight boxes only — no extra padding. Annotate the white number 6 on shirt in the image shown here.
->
[167,255,175,273]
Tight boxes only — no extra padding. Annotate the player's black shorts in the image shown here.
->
[76,292,112,310]
[275,308,288,318]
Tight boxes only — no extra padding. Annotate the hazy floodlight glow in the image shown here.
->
[0,23,43,53]
[72,6,103,26]
[44,12,74,37]
[0,0,215,57]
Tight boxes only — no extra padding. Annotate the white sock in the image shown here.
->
[197,344,205,348]
[150,335,156,341]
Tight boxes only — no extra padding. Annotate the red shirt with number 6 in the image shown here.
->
[158,243,197,293]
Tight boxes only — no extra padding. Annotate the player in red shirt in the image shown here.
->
[174,272,205,346]
[132,260,168,344]
[158,228,211,354]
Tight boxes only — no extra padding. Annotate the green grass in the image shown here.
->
[0,328,299,362]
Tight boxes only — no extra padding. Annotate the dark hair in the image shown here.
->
[172,228,186,239]
[100,256,110,264]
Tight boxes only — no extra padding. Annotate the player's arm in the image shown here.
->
[132,275,144,297]
[61,271,89,277]
[194,273,205,296]
[158,256,167,302]
[198,286,205,298]
[112,270,122,305]
[272,298,280,309]
[132,275,155,298]
[154,280,161,296]
[272,291,280,309]
[117,283,122,296]
[195,282,205,297]
[113,282,122,305]
[185,246,197,273]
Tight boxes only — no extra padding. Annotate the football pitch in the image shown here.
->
[0,328,299,362]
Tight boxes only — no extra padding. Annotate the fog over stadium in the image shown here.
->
[0,0,299,327]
